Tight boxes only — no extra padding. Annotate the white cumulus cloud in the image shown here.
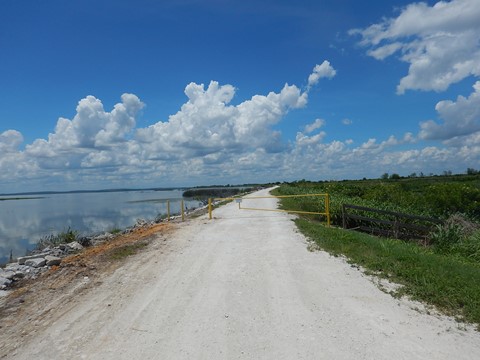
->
[26,93,144,157]
[419,81,480,140]
[136,81,308,159]
[0,130,23,153]
[351,0,480,94]
[2,58,480,191]
[307,60,337,89]
[304,118,326,134]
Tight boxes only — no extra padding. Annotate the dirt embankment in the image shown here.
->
[0,222,175,357]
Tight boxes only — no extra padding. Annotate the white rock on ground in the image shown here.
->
[66,241,84,251]
[24,258,46,268]
[0,277,12,288]
[17,253,49,265]
[44,255,62,267]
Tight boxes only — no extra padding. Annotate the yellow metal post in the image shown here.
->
[167,200,170,221]
[208,198,212,220]
[326,194,331,227]
[181,200,185,221]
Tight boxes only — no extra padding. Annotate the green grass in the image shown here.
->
[295,218,480,328]
[108,227,123,235]
[108,242,148,260]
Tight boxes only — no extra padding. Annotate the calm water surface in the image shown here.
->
[0,190,201,264]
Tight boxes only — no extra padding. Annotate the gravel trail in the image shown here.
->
[5,188,480,359]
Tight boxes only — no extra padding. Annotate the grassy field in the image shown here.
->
[273,175,480,329]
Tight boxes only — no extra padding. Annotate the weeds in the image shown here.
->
[108,242,148,260]
[429,214,480,262]
[108,227,123,235]
[36,227,79,250]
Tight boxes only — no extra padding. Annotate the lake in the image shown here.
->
[0,190,202,265]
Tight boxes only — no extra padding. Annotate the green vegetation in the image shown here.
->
[274,174,480,328]
[108,227,123,235]
[429,214,480,262]
[36,227,79,250]
[108,242,148,260]
[275,174,480,223]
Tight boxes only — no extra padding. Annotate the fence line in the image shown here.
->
[342,203,441,241]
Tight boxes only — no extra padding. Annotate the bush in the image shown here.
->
[428,214,480,260]
[429,222,463,252]
[424,183,480,218]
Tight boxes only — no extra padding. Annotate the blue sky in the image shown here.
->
[1,0,479,192]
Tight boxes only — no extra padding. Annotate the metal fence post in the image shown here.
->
[208,198,212,219]
[181,200,185,221]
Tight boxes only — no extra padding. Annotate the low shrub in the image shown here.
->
[429,222,463,252]
[428,214,480,261]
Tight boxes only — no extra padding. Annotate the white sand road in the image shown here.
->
[3,187,480,359]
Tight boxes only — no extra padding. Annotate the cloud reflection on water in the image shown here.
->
[0,190,200,264]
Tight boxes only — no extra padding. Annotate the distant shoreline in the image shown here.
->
[0,187,185,197]
[0,197,45,201]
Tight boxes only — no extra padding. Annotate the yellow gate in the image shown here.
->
[208,193,330,226]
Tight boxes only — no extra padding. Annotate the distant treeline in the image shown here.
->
[183,187,254,198]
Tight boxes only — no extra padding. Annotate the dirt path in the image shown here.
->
[2,188,480,359]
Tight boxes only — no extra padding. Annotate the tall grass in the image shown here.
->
[36,227,79,250]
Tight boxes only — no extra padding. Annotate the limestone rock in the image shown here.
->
[18,253,49,265]
[66,241,84,252]
[25,258,46,268]
[1,270,15,280]
[135,218,148,227]
[0,276,12,288]
[14,271,25,279]
[45,255,61,266]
